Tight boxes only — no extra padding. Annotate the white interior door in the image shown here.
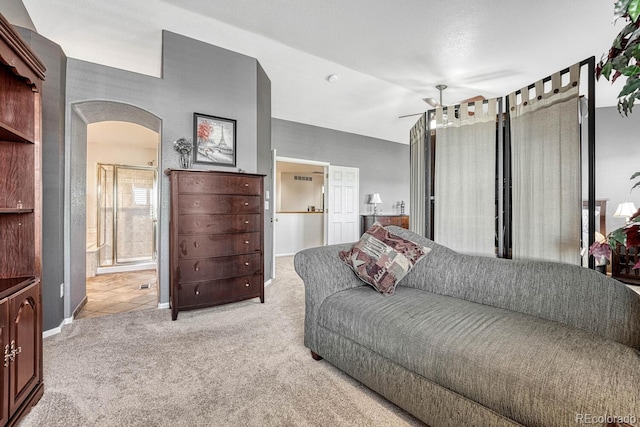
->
[327,165,359,244]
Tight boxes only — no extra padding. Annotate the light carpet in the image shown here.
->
[21,257,422,427]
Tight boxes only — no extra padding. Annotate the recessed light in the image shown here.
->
[327,74,338,83]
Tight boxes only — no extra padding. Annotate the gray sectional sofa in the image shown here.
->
[294,226,640,426]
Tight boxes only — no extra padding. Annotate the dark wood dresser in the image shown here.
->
[167,169,265,320]
[361,215,410,235]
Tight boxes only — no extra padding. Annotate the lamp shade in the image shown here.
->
[613,202,637,218]
[369,193,382,204]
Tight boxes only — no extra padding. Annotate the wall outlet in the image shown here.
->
[60,283,64,298]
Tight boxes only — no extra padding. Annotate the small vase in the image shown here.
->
[179,153,191,169]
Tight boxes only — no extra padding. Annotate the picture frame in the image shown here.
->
[193,113,237,166]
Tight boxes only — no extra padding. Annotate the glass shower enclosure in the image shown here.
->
[97,164,157,270]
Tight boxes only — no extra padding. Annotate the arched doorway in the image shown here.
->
[67,101,162,320]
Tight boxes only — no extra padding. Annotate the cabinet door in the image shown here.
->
[0,298,8,426]
[9,281,40,415]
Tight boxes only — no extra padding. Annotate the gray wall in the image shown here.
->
[272,119,410,216]
[62,31,270,321]
[16,28,67,331]
[595,106,640,234]
[2,0,35,31]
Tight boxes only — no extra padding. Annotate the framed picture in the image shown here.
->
[193,113,236,166]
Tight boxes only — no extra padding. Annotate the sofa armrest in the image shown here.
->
[294,243,364,353]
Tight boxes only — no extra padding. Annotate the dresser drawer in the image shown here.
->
[177,274,262,309]
[178,214,261,234]
[178,253,262,282]
[178,195,261,215]
[177,232,261,259]
[178,173,261,195]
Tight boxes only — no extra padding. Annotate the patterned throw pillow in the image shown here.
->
[339,222,431,295]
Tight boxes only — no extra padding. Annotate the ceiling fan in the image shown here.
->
[399,84,486,118]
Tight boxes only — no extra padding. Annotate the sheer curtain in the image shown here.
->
[434,99,497,256]
[410,114,427,236]
[509,63,581,264]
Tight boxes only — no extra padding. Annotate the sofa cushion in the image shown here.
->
[316,286,640,426]
[339,223,431,295]
[384,226,640,350]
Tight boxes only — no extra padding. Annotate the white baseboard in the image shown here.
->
[45,303,169,337]
[43,315,73,338]
[43,319,66,338]
[275,253,297,257]
[264,279,273,287]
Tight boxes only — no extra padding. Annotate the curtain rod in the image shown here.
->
[427,97,492,112]
[424,57,594,112]
[513,56,594,96]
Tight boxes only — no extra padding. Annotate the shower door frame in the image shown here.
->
[97,163,158,268]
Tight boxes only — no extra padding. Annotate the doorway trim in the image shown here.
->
[273,156,330,269]
[66,101,162,321]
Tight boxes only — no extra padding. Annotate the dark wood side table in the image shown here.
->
[612,244,640,285]
[361,215,409,235]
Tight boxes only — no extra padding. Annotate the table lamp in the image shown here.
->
[613,201,637,223]
[370,193,382,215]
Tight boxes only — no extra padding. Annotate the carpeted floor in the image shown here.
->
[20,257,422,427]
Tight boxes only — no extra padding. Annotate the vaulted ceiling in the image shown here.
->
[17,0,626,143]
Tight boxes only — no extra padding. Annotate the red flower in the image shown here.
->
[623,223,640,247]
[197,121,213,141]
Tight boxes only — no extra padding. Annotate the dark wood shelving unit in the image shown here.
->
[0,209,34,214]
[0,123,33,144]
[0,13,45,426]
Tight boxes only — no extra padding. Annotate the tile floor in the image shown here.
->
[76,269,158,319]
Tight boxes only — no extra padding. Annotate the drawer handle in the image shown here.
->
[245,262,250,266]
[245,240,250,244]
[195,289,200,295]
[244,202,249,206]
[244,183,249,187]
[194,261,200,272]
[180,241,187,256]
[193,241,199,248]
[244,220,249,224]
[245,283,250,287]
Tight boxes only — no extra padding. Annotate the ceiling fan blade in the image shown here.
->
[406,90,486,119]
[398,112,424,118]
[422,97,440,108]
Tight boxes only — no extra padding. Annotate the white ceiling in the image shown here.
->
[18,0,626,144]
[276,161,324,175]
[87,121,160,149]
